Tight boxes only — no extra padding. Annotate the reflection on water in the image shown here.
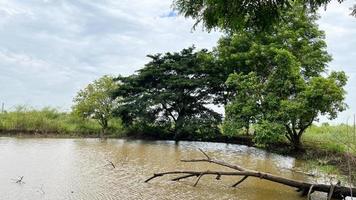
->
[0,138,330,200]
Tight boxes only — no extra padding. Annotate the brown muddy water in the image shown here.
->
[0,137,347,200]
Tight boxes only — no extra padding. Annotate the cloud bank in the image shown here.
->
[0,0,354,124]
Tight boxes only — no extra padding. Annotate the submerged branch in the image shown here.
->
[146,149,356,199]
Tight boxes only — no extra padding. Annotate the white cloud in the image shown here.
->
[0,0,354,125]
[0,0,221,110]
[317,0,356,124]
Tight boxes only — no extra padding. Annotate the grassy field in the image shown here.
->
[0,106,124,136]
[303,124,356,154]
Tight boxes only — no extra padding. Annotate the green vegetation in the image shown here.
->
[0,106,124,137]
[114,48,222,140]
[72,75,120,137]
[173,0,355,31]
[304,124,356,154]
[111,3,347,150]
[220,3,347,149]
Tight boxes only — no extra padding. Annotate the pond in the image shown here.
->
[0,137,340,200]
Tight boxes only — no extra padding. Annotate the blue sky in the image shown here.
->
[0,0,355,124]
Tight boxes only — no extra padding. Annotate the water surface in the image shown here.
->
[0,138,333,200]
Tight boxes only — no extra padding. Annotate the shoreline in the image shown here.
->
[1,130,355,182]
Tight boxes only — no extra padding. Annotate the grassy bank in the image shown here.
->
[0,106,124,137]
[1,107,355,155]
[303,124,356,154]
[220,123,356,181]
[301,124,356,181]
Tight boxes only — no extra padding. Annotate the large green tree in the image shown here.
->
[215,3,331,79]
[221,5,347,149]
[173,0,354,31]
[114,47,222,140]
[72,75,119,137]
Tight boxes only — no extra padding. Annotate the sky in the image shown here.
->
[0,0,355,124]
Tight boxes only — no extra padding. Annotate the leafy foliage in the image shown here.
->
[72,75,119,135]
[253,121,284,146]
[222,4,347,148]
[223,72,262,135]
[173,0,352,31]
[114,47,222,140]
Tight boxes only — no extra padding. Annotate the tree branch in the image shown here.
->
[146,149,356,199]
[232,176,248,187]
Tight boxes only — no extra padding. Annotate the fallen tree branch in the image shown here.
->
[307,184,314,200]
[194,173,204,186]
[198,148,210,160]
[171,174,197,181]
[145,149,356,199]
[12,176,25,184]
[232,175,248,187]
[105,159,115,169]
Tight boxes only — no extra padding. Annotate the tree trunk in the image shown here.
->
[285,125,302,150]
[245,125,249,136]
[291,133,302,150]
[99,119,108,138]
[173,114,184,141]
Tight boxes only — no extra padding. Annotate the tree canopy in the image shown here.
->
[109,3,348,149]
[72,75,119,136]
[114,47,222,140]
[173,0,354,31]
[221,5,347,148]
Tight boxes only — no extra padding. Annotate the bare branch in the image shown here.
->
[193,173,204,187]
[327,183,335,200]
[172,174,197,181]
[105,159,115,168]
[145,173,164,183]
[15,176,24,184]
[181,158,245,171]
[232,176,248,187]
[198,148,210,160]
[146,156,356,198]
[307,184,314,200]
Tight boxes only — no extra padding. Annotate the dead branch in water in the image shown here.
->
[145,149,356,199]
[13,176,25,184]
[104,159,116,169]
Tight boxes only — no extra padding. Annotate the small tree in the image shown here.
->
[72,75,119,137]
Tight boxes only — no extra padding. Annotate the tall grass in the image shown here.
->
[0,106,124,136]
[303,123,356,154]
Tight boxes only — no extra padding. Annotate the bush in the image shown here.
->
[253,121,284,146]
[221,120,245,137]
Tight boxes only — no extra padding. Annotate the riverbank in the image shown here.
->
[1,107,355,182]
[1,128,355,184]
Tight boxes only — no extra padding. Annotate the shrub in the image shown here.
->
[253,121,284,146]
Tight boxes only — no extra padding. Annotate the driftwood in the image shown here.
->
[13,176,25,184]
[145,149,356,199]
[105,159,116,169]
